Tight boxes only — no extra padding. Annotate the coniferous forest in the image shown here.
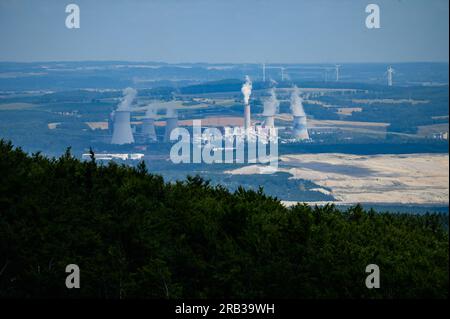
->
[0,140,448,299]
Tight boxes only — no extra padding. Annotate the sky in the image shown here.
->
[0,0,448,63]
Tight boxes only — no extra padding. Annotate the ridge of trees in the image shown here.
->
[0,140,448,298]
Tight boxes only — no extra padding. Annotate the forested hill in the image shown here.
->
[0,140,448,298]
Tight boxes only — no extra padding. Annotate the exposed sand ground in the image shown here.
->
[336,107,363,116]
[0,102,36,110]
[225,153,449,205]
[352,98,429,105]
[417,123,449,136]
[85,122,109,130]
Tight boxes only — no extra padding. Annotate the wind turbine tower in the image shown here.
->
[324,68,332,82]
[335,64,341,82]
[387,66,394,87]
[262,63,266,82]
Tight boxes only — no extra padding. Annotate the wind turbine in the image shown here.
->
[335,64,342,82]
[262,62,266,82]
[324,67,333,82]
[386,66,395,86]
[264,65,288,82]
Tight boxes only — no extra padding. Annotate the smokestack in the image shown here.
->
[290,86,309,140]
[164,108,178,142]
[111,88,137,145]
[244,105,251,130]
[262,88,279,128]
[241,76,252,130]
[142,107,157,142]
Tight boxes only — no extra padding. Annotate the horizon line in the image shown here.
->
[0,60,449,65]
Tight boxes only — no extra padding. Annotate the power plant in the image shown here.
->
[111,110,135,144]
[108,83,310,148]
[164,108,179,142]
[290,86,309,140]
[111,88,137,145]
[109,90,184,145]
[292,116,309,140]
[142,118,157,142]
[141,107,157,142]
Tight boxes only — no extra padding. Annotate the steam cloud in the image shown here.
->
[117,87,137,111]
[145,106,158,118]
[166,107,178,118]
[241,76,252,105]
[290,86,306,117]
[263,88,280,116]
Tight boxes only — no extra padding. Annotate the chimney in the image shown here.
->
[244,104,251,130]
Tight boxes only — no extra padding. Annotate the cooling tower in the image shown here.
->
[244,104,251,130]
[142,118,157,142]
[111,110,134,144]
[293,116,309,140]
[164,117,178,142]
[263,116,275,128]
[108,111,115,134]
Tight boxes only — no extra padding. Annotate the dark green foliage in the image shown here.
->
[0,140,448,298]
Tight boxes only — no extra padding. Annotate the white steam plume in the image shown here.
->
[145,106,158,118]
[241,75,252,105]
[117,87,137,111]
[290,86,306,117]
[166,107,178,118]
[263,88,280,116]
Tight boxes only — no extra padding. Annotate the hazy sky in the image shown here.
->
[0,0,448,63]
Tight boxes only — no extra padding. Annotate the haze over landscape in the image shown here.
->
[0,0,448,300]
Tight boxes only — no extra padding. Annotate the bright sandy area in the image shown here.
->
[225,153,449,205]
